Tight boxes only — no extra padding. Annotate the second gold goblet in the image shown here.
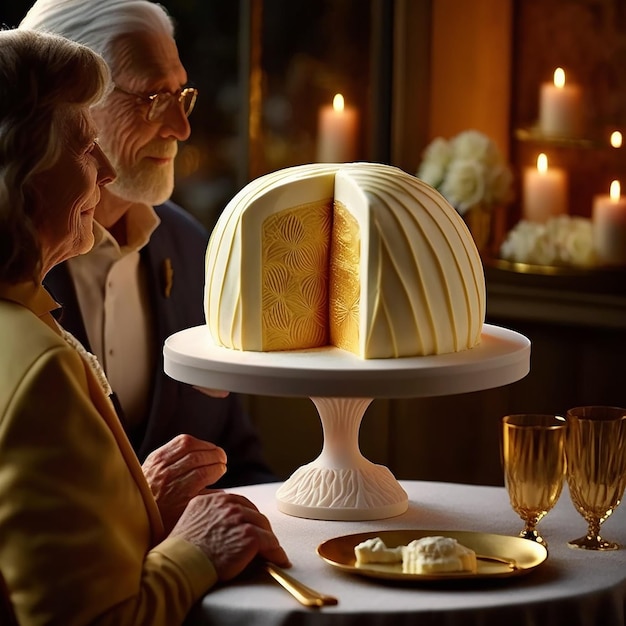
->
[565,406,626,551]
[502,414,567,547]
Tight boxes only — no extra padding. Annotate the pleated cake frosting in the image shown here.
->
[204,162,485,358]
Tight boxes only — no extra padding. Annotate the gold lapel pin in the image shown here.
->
[162,258,174,298]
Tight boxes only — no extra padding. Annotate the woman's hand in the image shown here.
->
[142,434,227,533]
[170,491,291,580]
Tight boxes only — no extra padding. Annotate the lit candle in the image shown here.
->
[592,180,626,265]
[523,153,568,223]
[539,68,583,138]
[611,130,623,148]
[316,94,358,162]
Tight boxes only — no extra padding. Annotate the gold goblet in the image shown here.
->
[565,406,626,551]
[502,414,567,547]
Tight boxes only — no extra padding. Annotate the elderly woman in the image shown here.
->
[0,29,288,626]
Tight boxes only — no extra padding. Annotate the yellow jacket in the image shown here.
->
[0,282,216,625]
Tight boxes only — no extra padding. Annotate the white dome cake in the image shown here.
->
[204,162,485,358]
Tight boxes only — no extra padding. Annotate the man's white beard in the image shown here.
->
[108,158,175,206]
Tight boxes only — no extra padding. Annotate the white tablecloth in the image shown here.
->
[186,480,626,626]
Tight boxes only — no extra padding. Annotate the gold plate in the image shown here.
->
[316,529,548,581]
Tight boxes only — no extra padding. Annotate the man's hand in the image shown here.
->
[142,434,227,533]
[171,491,291,580]
[192,386,230,398]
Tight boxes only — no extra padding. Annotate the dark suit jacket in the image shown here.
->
[44,200,276,487]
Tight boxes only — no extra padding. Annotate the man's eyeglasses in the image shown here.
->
[113,84,198,122]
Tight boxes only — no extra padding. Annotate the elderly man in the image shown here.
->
[20,0,276,513]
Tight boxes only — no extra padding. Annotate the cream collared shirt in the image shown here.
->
[67,203,160,428]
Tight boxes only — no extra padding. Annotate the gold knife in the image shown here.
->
[264,562,338,607]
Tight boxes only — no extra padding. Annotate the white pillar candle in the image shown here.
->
[523,153,568,223]
[592,180,626,265]
[316,94,358,162]
[539,68,583,138]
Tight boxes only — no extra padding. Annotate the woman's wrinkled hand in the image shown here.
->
[142,434,227,533]
[170,491,291,580]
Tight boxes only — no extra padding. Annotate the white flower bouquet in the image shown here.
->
[499,216,596,268]
[417,130,513,215]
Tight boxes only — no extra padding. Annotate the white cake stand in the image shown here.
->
[164,324,530,521]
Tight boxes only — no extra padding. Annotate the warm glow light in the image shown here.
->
[332,93,345,112]
[537,153,548,173]
[610,179,621,201]
[176,144,201,177]
[611,131,623,148]
[554,67,566,89]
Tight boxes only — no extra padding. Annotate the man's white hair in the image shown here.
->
[20,0,174,72]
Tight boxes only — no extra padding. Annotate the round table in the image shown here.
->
[164,324,530,520]
[186,480,626,626]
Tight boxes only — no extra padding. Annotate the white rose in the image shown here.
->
[421,136,451,166]
[440,159,486,213]
[417,161,446,188]
[450,130,494,164]
[531,229,558,265]
[500,221,542,262]
[545,217,568,261]
[417,137,451,188]
[552,216,595,267]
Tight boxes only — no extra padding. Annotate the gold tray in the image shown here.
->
[485,256,618,276]
[317,529,547,581]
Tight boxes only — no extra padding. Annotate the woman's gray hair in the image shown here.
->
[20,0,174,74]
[0,29,110,283]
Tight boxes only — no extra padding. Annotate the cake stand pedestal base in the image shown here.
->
[275,397,408,520]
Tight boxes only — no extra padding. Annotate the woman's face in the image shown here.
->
[33,107,116,277]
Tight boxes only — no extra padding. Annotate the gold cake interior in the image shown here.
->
[329,201,360,353]
[260,200,361,352]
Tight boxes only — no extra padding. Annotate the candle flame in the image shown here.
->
[537,153,548,173]
[611,131,623,148]
[610,180,621,201]
[332,93,345,112]
[554,67,565,89]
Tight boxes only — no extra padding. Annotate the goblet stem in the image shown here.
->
[568,517,620,551]
[587,518,601,542]
[519,517,547,547]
